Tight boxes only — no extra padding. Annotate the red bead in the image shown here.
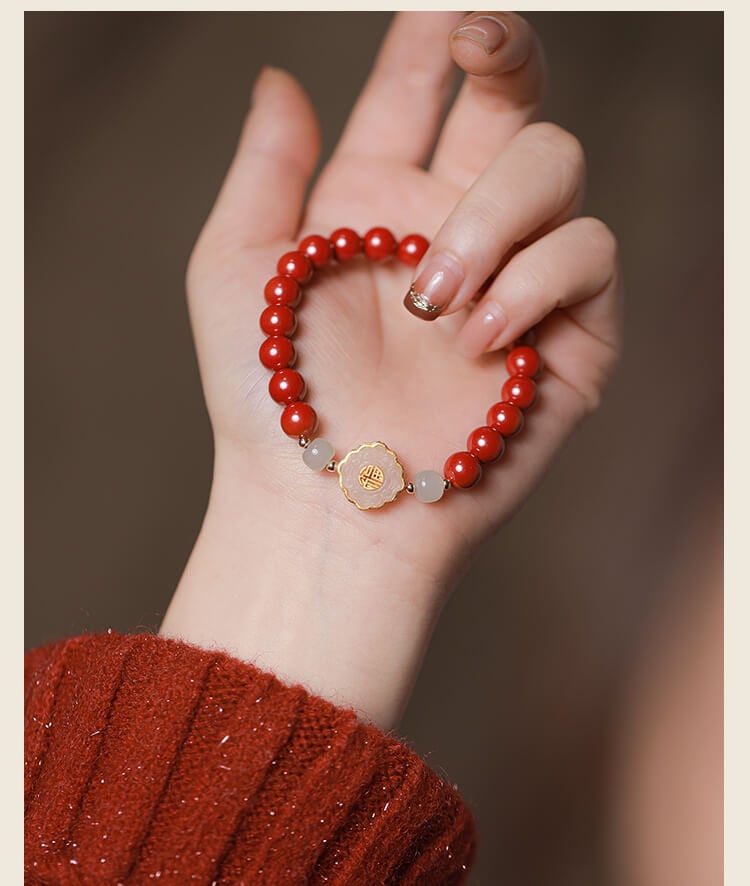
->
[259,336,296,370]
[363,227,397,261]
[444,451,482,489]
[502,376,538,410]
[268,369,306,404]
[506,346,541,378]
[299,234,332,268]
[466,426,505,463]
[330,228,361,262]
[281,401,318,437]
[277,251,314,284]
[397,233,429,267]
[486,401,525,437]
[260,304,297,337]
[264,275,301,307]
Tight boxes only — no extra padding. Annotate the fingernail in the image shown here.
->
[403,256,464,321]
[451,16,508,55]
[457,300,508,358]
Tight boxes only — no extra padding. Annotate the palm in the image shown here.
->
[192,159,577,580]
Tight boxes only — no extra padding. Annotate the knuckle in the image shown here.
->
[505,258,548,307]
[524,121,586,190]
[577,217,619,268]
[459,194,508,245]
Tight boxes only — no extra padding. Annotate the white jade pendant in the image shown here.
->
[337,442,405,510]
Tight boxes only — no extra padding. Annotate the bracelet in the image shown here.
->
[258,227,541,511]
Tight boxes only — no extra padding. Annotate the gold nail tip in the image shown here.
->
[404,286,444,321]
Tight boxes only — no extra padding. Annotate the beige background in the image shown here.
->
[26,13,722,884]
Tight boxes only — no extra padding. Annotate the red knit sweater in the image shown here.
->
[24,632,476,884]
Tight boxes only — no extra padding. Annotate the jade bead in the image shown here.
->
[303,438,335,471]
[413,470,445,503]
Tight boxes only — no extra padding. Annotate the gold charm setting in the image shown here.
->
[337,442,405,510]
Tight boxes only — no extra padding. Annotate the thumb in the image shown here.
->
[200,66,321,252]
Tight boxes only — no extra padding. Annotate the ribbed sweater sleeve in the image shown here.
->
[24,631,476,884]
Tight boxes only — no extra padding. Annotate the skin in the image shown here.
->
[159,11,623,731]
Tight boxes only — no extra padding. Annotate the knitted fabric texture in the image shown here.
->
[25,631,476,884]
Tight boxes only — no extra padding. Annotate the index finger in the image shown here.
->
[333,12,464,166]
[430,11,546,189]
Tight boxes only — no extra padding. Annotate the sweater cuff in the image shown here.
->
[25,631,476,884]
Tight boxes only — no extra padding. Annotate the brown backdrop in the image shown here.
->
[26,13,722,884]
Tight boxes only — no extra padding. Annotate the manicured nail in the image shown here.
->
[457,300,508,358]
[403,256,464,321]
[451,16,508,55]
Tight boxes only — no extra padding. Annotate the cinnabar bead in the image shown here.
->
[397,234,429,267]
[363,227,397,261]
[467,426,505,463]
[502,376,538,410]
[260,305,297,337]
[506,346,541,378]
[330,228,361,262]
[277,251,314,284]
[264,275,301,307]
[444,451,482,489]
[281,401,318,437]
[486,401,524,437]
[299,234,332,268]
[259,336,296,370]
[269,369,306,404]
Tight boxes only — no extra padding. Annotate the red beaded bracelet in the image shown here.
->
[259,227,541,510]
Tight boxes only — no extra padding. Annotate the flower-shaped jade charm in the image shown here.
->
[337,442,406,510]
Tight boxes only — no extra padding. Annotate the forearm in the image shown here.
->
[160,442,447,731]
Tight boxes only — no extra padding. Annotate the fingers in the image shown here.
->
[404,122,585,322]
[430,11,546,189]
[333,11,464,165]
[196,67,320,254]
[455,216,620,359]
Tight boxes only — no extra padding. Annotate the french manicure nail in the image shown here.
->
[457,300,508,358]
[451,16,508,55]
[403,256,464,321]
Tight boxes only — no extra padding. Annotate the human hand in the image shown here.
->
[161,12,622,729]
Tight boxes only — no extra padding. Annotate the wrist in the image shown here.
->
[160,440,448,730]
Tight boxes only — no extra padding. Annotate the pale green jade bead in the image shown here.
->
[413,470,445,503]
[303,438,335,471]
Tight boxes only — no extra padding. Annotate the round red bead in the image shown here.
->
[268,369,306,404]
[363,227,397,261]
[506,346,541,378]
[397,233,429,267]
[486,401,525,437]
[502,376,538,410]
[281,401,318,437]
[330,228,361,262]
[299,234,332,268]
[444,451,482,489]
[277,251,313,284]
[264,275,301,307]
[260,304,297,337]
[259,336,296,370]
[466,426,505,463]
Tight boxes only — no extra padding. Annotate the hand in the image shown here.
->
[161,12,622,730]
